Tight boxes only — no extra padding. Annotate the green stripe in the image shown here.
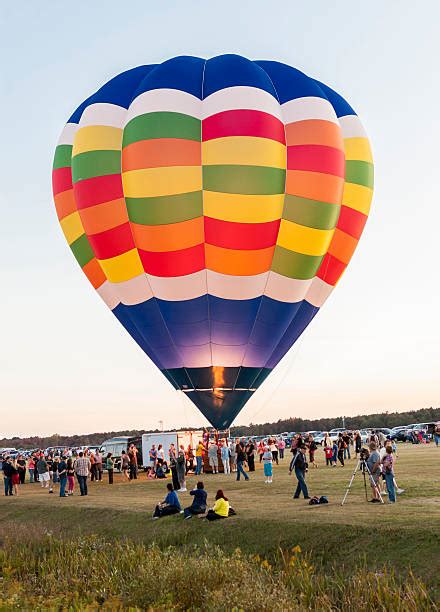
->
[123,112,201,146]
[126,191,203,225]
[345,160,374,189]
[70,233,94,267]
[71,150,121,182]
[271,245,323,280]
[283,195,340,230]
[53,145,72,169]
[203,165,285,195]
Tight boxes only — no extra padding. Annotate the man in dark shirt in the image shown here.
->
[289,444,310,499]
[184,481,208,518]
[235,440,249,482]
[2,457,14,496]
[58,456,68,497]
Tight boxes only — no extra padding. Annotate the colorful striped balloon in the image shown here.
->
[52,55,373,429]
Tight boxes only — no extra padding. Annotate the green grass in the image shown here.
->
[1,444,439,608]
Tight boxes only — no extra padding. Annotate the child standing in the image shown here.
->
[331,440,338,467]
[324,444,333,466]
[262,446,273,483]
[66,458,75,495]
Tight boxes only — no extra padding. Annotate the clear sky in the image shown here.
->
[2,1,439,437]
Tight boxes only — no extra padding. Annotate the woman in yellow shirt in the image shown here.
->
[206,490,230,521]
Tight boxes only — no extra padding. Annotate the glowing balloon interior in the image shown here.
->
[52,55,373,429]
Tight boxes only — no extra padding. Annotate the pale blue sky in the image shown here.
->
[2,1,439,437]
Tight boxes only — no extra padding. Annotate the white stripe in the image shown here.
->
[305,277,334,307]
[57,123,78,146]
[201,86,281,120]
[96,282,120,310]
[148,271,206,301]
[265,272,312,303]
[281,97,339,125]
[207,271,268,300]
[126,88,202,123]
[79,103,127,128]
[110,274,153,305]
[339,114,368,138]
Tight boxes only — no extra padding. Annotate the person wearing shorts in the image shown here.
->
[208,442,219,474]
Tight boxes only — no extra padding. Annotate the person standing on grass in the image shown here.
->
[257,440,265,463]
[342,432,352,460]
[90,451,97,482]
[37,454,50,489]
[17,454,26,485]
[229,439,237,472]
[10,459,20,496]
[106,453,114,484]
[381,446,396,503]
[2,457,14,496]
[66,458,75,495]
[324,443,333,466]
[176,447,187,491]
[245,438,255,472]
[183,481,208,519]
[434,422,440,447]
[289,444,310,500]
[208,440,219,474]
[269,438,279,465]
[307,435,318,468]
[121,451,130,480]
[337,434,345,467]
[149,445,157,473]
[262,446,273,483]
[366,441,382,503]
[152,483,181,519]
[95,449,103,482]
[128,444,139,480]
[74,451,91,496]
[206,490,230,521]
[278,437,286,460]
[236,440,249,481]
[354,431,362,457]
[195,441,205,475]
[220,441,230,474]
[27,456,35,483]
[58,455,68,497]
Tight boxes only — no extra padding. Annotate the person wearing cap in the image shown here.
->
[289,444,310,499]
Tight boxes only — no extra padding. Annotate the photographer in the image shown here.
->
[289,444,310,500]
[366,442,381,503]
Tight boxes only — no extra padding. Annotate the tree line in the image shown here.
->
[1,406,439,450]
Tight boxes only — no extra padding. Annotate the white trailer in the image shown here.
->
[141,430,204,465]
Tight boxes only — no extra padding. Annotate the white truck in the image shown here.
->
[141,430,204,466]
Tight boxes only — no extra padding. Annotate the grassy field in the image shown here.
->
[1,443,439,608]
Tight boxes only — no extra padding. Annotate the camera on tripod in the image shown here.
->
[359,447,370,461]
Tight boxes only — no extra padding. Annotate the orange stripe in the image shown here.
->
[82,258,107,289]
[205,244,274,275]
[327,228,358,265]
[122,138,201,171]
[79,198,128,235]
[131,217,204,252]
[286,170,344,205]
[285,120,343,149]
[54,189,77,220]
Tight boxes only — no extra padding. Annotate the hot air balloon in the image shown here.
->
[52,54,373,429]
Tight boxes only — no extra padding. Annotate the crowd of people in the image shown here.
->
[1,428,412,505]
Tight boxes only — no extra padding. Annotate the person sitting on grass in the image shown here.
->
[183,481,208,519]
[206,489,230,521]
[152,483,181,519]
[155,458,167,479]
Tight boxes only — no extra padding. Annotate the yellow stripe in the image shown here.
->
[72,126,122,155]
[60,211,84,245]
[98,249,144,283]
[202,136,286,167]
[342,182,373,215]
[277,219,334,256]
[344,137,373,162]
[122,166,202,198]
[203,191,285,223]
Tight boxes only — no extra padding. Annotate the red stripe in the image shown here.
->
[204,217,280,250]
[316,253,347,286]
[73,174,124,210]
[138,244,205,277]
[287,145,345,177]
[87,222,135,260]
[52,167,72,196]
[202,110,285,144]
[336,205,368,239]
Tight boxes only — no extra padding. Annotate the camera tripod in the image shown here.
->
[341,458,384,505]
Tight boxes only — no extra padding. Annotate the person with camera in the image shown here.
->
[289,444,310,499]
[366,442,382,503]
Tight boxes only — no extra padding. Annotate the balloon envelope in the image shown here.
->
[52,54,373,429]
